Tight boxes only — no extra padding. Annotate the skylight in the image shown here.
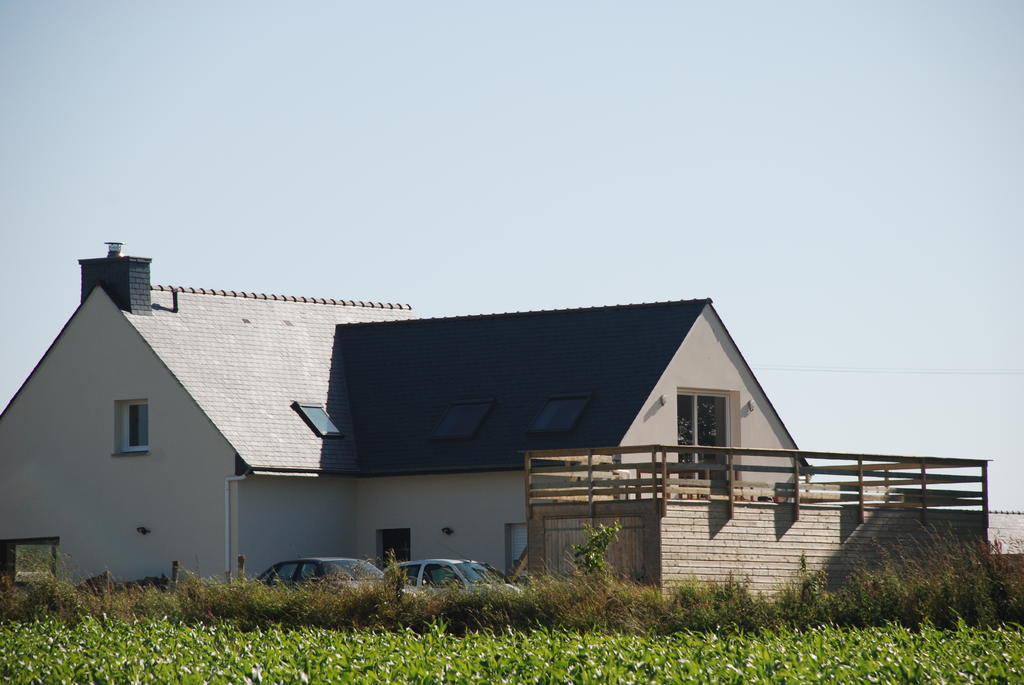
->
[292,402,342,437]
[529,395,590,433]
[433,400,493,439]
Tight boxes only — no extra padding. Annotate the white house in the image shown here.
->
[0,244,797,582]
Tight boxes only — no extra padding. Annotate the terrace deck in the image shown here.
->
[525,445,988,589]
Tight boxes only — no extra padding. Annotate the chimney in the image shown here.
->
[79,242,152,315]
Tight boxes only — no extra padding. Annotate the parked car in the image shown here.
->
[398,559,517,591]
[257,557,383,586]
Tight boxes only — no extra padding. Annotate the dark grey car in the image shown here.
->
[257,557,383,586]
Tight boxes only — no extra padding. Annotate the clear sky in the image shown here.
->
[1,2,1021,509]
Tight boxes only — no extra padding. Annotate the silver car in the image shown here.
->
[398,559,515,591]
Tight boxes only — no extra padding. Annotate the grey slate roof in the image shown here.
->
[335,299,709,475]
[126,287,415,472]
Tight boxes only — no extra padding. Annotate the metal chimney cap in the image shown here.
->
[105,242,124,258]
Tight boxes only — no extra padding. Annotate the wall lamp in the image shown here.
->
[136,526,151,535]
[441,527,454,536]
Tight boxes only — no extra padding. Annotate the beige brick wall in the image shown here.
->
[661,501,985,591]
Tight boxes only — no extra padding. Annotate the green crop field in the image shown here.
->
[1,618,1022,684]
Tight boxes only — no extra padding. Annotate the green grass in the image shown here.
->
[1,617,1022,684]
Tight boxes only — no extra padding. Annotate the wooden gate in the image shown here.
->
[542,516,644,579]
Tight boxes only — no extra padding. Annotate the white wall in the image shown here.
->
[0,290,236,581]
[235,471,526,574]
[354,471,525,570]
[236,473,357,575]
[620,305,796,477]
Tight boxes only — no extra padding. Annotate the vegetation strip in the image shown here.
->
[2,618,1022,684]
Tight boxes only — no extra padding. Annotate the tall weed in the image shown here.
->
[1,541,1020,634]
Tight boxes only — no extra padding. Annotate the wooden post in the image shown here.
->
[102,569,112,593]
[524,452,532,521]
[237,554,246,580]
[171,560,180,586]
[509,548,529,581]
[660,449,668,517]
[585,449,594,518]
[792,454,800,522]
[920,459,928,524]
[857,458,865,524]
[726,452,735,521]
[981,462,989,532]
[651,449,658,513]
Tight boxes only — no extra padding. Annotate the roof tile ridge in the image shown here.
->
[151,284,412,310]
[337,297,712,326]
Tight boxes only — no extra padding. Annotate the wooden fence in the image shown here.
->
[524,445,989,526]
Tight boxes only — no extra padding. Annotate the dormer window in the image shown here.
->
[432,400,493,439]
[292,402,342,438]
[529,394,590,433]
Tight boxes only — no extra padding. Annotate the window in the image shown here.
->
[454,561,504,584]
[423,563,459,586]
[505,522,527,575]
[677,393,729,480]
[677,394,727,447]
[403,563,423,585]
[529,394,590,433]
[377,528,411,563]
[270,562,300,584]
[116,400,148,453]
[292,402,342,437]
[297,562,320,582]
[322,559,383,581]
[432,399,493,439]
[1,538,59,583]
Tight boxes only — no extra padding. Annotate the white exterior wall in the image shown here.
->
[0,291,236,581]
[620,306,795,476]
[354,471,525,570]
[236,474,357,575]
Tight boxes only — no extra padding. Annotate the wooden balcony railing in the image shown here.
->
[524,445,989,525]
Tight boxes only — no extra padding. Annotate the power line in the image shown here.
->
[753,365,1024,376]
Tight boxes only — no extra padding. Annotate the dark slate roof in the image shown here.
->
[334,299,709,475]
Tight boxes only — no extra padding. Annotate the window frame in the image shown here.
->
[115,399,149,454]
[291,401,343,438]
[431,399,495,440]
[676,389,738,482]
[676,390,732,448]
[527,393,591,434]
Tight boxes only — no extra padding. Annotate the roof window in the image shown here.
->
[292,402,342,437]
[529,394,590,433]
[432,400,494,439]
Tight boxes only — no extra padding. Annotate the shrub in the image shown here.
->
[1,540,1020,634]
[571,522,622,576]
